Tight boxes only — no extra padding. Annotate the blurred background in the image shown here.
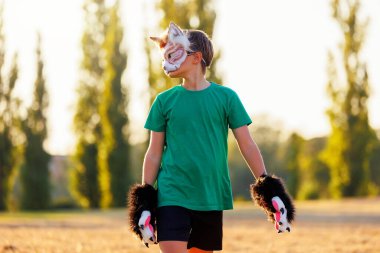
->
[0,0,380,211]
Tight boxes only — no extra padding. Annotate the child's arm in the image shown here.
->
[233,125,295,232]
[232,125,267,179]
[128,131,164,247]
[142,131,165,185]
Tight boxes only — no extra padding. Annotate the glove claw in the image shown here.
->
[138,211,157,246]
[272,196,292,233]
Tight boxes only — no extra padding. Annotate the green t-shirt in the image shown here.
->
[144,82,252,211]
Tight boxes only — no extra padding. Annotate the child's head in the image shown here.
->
[186,29,214,74]
[150,22,214,78]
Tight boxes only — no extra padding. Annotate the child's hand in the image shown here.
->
[138,210,157,247]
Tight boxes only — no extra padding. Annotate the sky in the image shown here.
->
[3,0,380,155]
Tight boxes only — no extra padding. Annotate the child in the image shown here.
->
[128,22,294,253]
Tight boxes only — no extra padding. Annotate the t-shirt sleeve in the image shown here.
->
[144,96,166,132]
[227,91,252,129]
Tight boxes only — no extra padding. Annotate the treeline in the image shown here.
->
[0,0,379,211]
[228,116,380,200]
[230,0,380,200]
[0,0,132,211]
[0,4,52,210]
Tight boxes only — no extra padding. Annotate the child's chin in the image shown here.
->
[166,70,180,78]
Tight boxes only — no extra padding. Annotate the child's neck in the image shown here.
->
[182,75,210,91]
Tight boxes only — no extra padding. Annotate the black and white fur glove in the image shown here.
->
[250,174,296,233]
[127,184,158,247]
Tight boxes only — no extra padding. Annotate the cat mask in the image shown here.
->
[150,22,192,74]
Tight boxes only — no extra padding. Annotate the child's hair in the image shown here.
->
[185,29,214,73]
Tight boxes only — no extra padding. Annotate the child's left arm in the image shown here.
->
[232,125,267,179]
[232,125,295,233]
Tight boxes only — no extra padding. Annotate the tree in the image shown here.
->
[71,0,108,208]
[72,0,130,208]
[281,133,303,198]
[321,0,377,198]
[297,137,330,200]
[0,4,21,210]
[20,34,51,210]
[98,1,130,207]
[368,131,380,191]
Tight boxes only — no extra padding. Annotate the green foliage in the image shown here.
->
[321,0,377,198]
[0,5,21,210]
[281,133,303,198]
[72,0,130,208]
[297,137,330,200]
[98,1,130,207]
[280,134,330,200]
[368,134,380,195]
[71,0,108,208]
[70,141,100,208]
[20,34,51,210]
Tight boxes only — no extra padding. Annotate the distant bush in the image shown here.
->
[50,197,78,210]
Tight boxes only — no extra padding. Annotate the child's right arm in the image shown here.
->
[129,131,163,246]
[142,131,165,186]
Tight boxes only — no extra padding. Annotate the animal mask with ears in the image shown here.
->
[150,22,193,74]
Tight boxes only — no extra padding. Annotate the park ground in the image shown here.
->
[1,198,380,253]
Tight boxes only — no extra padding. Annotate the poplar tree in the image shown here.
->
[72,0,130,208]
[321,0,377,198]
[98,1,130,207]
[71,0,107,208]
[20,34,51,210]
[0,4,20,210]
[282,133,303,198]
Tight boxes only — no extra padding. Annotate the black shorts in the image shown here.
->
[157,205,223,251]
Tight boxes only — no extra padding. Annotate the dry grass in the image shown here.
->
[1,198,380,253]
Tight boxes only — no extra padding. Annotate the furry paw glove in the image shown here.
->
[127,184,158,247]
[250,174,295,233]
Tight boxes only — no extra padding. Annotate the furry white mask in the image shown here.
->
[150,22,192,74]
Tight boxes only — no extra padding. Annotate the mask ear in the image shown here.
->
[168,22,184,37]
[150,36,166,49]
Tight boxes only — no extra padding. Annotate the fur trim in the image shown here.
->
[250,174,295,223]
[127,184,158,240]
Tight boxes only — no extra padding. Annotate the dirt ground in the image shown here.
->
[1,198,380,253]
